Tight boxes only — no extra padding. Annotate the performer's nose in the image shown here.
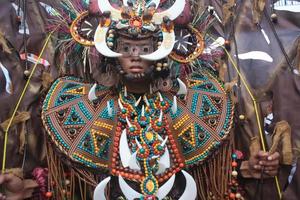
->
[131,47,140,57]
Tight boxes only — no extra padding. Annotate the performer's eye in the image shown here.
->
[123,46,129,52]
[143,47,149,53]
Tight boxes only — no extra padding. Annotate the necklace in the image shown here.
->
[117,88,170,196]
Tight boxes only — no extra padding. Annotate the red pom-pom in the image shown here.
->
[45,191,53,198]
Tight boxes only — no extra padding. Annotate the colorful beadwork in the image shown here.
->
[42,72,233,196]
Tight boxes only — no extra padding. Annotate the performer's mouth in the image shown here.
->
[129,66,144,73]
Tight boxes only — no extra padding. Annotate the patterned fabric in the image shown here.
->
[42,72,233,176]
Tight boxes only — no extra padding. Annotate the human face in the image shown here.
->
[117,37,154,75]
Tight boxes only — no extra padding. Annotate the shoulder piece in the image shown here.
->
[168,72,234,167]
[42,77,117,170]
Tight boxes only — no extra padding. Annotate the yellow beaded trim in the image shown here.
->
[173,115,190,130]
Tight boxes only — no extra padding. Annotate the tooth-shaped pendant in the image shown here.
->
[107,101,113,117]
[143,95,150,106]
[134,96,142,107]
[177,78,187,96]
[118,98,124,110]
[126,116,132,127]
[171,96,178,114]
[158,92,163,102]
[124,86,127,97]
[88,83,98,101]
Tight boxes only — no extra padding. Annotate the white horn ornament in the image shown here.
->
[177,78,187,95]
[156,135,170,175]
[157,174,175,200]
[93,176,111,200]
[140,30,175,61]
[107,101,113,117]
[97,0,122,20]
[88,83,98,101]
[171,96,177,114]
[119,175,143,200]
[152,0,186,24]
[120,129,132,167]
[128,152,141,170]
[94,25,122,57]
[147,0,160,9]
[159,110,163,122]
[135,96,142,107]
[179,170,197,200]
[119,173,175,200]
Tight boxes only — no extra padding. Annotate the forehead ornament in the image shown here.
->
[94,0,185,60]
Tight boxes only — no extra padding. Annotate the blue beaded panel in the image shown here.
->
[42,77,114,170]
[170,72,233,166]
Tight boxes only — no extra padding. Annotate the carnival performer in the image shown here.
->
[41,0,236,199]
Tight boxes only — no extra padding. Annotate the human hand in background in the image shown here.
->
[0,173,24,200]
[249,151,280,176]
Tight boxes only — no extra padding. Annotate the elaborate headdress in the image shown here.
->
[68,0,185,61]
[41,0,222,76]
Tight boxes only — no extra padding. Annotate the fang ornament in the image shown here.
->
[88,83,98,101]
[177,78,187,95]
[120,129,132,167]
[128,152,141,170]
[119,175,143,200]
[93,176,111,200]
[135,96,142,107]
[171,96,177,114]
[179,170,197,200]
[107,101,113,117]
[156,174,175,200]
[118,98,125,110]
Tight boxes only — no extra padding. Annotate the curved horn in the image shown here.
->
[179,170,197,200]
[156,147,170,174]
[156,135,170,175]
[157,174,175,200]
[120,129,132,167]
[140,30,175,61]
[93,176,111,200]
[128,152,141,170]
[98,0,122,20]
[177,78,187,95]
[152,0,186,24]
[94,25,122,57]
[119,175,143,200]
[146,0,160,9]
[88,83,98,101]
